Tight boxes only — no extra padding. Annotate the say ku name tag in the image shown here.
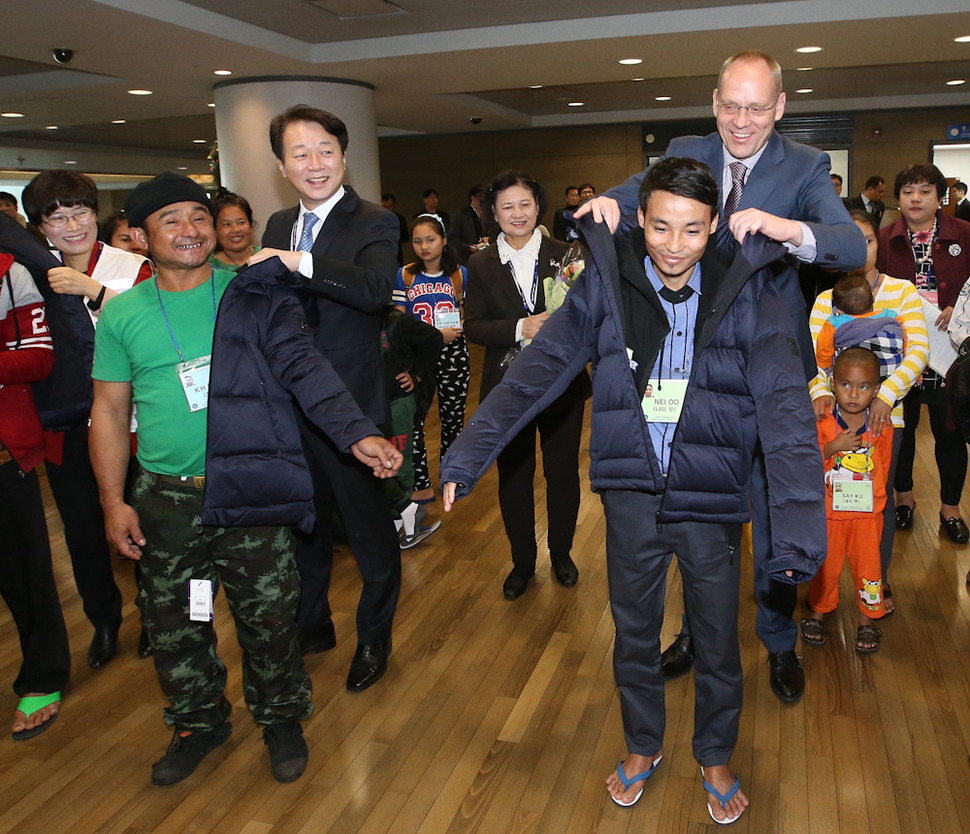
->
[832,479,873,512]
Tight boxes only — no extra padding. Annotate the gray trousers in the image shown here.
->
[603,489,743,766]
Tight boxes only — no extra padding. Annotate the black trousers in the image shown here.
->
[0,461,70,696]
[44,424,122,631]
[604,489,742,765]
[495,394,585,569]
[294,415,401,645]
[895,389,967,506]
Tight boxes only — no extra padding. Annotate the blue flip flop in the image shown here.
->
[12,692,61,741]
[701,767,743,825]
[610,754,663,807]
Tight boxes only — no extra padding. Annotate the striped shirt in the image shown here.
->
[809,274,929,427]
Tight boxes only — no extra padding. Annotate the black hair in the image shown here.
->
[834,346,880,380]
[578,182,596,195]
[955,181,968,194]
[382,192,396,203]
[483,170,548,217]
[864,175,885,190]
[211,189,255,226]
[893,163,948,201]
[832,275,874,316]
[98,211,128,245]
[849,208,877,237]
[0,191,18,206]
[830,173,843,186]
[637,157,719,218]
[564,185,579,196]
[22,169,99,226]
[468,184,484,200]
[422,189,439,200]
[406,214,459,277]
[269,104,348,161]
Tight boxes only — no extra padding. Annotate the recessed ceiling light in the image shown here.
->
[619,58,642,65]
[797,67,813,71]
[632,77,645,82]
[46,125,58,130]
[128,89,152,95]
[947,79,966,86]
[64,160,77,165]
[796,88,814,94]
[177,166,188,171]
[1,112,24,118]
[795,46,823,54]
[655,96,671,101]
[213,69,232,76]
[207,102,215,108]
[568,101,584,107]
[112,119,126,124]
[954,35,970,42]
[192,139,207,144]
[529,85,543,89]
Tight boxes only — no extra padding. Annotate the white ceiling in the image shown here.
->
[0,0,967,175]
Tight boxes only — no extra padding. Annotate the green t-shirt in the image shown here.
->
[93,269,234,476]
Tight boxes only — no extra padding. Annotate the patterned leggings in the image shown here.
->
[413,337,470,492]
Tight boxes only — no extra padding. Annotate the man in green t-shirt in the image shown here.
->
[89,173,401,787]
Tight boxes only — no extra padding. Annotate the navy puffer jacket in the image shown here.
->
[442,218,825,582]
[202,257,380,533]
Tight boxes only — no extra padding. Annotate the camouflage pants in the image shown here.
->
[132,469,313,730]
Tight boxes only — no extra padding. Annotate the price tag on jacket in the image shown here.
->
[189,579,214,622]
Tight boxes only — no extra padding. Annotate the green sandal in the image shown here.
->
[12,692,61,741]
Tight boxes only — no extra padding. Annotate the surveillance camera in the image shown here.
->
[52,49,74,65]
[470,117,482,125]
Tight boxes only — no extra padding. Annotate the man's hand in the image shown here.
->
[521,312,549,340]
[869,397,892,438]
[572,196,621,233]
[813,395,835,422]
[936,305,954,331]
[443,481,457,512]
[104,503,146,560]
[248,247,303,272]
[47,266,100,299]
[728,209,803,247]
[351,436,403,478]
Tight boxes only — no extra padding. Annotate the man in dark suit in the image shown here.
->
[251,104,401,693]
[954,181,970,223]
[845,176,886,229]
[577,50,865,705]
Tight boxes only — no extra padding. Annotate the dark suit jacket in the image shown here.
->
[262,186,399,425]
[606,130,866,378]
[450,206,483,246]
[956,199,970,223]
[464,235,591,403]
[844,194,885,229]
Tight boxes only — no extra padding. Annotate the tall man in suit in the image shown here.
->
[577,50,865,704]
[251,105,401,693]
[954,182,970,223]
[845,176,886,229]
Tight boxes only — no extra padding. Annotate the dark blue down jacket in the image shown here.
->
[202,257,380,533]
[441,218,826,582]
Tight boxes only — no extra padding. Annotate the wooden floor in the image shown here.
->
[4,345,970,833]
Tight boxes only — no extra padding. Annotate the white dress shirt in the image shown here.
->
[293,186,346,279]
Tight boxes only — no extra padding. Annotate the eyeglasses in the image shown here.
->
[42,207,95,228]
[715,97,779,116]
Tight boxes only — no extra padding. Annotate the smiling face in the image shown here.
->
[277,120,346,210]
[638,189,717,289]
[133,201,215,271]
[494,183,539,246]
[832,359,880,415]
[899,180,941,232]
[40,203,98,258]
[713,57,785,160]
[216,205,254,255]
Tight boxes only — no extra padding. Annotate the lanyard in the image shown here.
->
[507,257,540,313]
[156,272,217,363]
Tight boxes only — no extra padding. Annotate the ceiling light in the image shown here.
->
[1,112,24,118]
[797,67,813,71]
[207,102,215,108]
[213,69,232,76]
[795,46,822,54]
[177,166,188,171]
[796,88,814,94]
[947,79,966,86]
[128,89,152,95]
[192,139,207,144]
[619,58,642,65]
[954,36,970,42]
[632,77,644,82]
[112,119,126,124]
[655,96,671,101]
[46,125,58,130]
[64,160,77,165]
[568,101,584,107]
[529,85,543,89]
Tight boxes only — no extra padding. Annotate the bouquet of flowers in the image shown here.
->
[543,240,586,317]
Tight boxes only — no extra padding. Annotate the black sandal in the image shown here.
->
[855,623,882,654]
[799,617,825,646]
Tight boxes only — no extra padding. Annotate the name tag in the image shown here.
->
[641,379,688,423]
[434,309,461,330]
[177,355,211,412]
[918,289,939,307]
[832,478,873,512]
[189,579,214,622]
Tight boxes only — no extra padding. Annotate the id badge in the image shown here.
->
[918,289,938,307]
[434,309,461,330]
[641,379,688,423]
[832,479,874,512]
[189,579,214,622]
[177,355,211,412]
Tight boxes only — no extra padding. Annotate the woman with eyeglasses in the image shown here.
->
[463,170,591,600]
